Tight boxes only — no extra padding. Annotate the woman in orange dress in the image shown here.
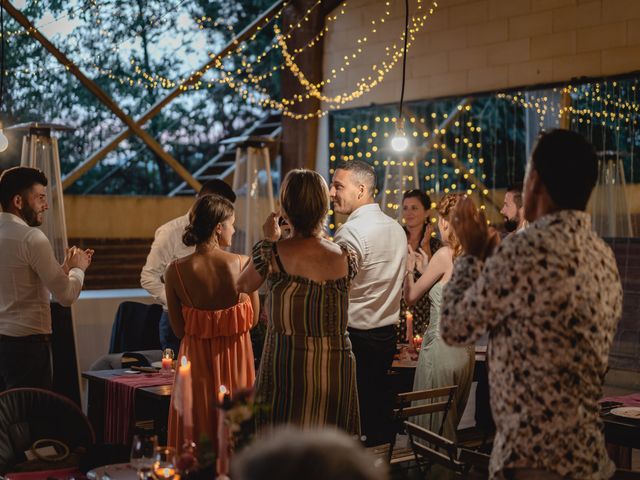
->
[165,194,259,452]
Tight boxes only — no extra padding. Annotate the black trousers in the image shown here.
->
[348,325,396,447]
[0,335,53,392]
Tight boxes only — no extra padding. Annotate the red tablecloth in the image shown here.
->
[5,467,83,480]
[104,372,174,444]
[600,392,640,407]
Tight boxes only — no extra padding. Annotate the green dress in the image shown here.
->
[412,282,475,442]
[252,240,360,435]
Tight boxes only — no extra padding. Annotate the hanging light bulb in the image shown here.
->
[390,0,410,154]
[391,118,409,152]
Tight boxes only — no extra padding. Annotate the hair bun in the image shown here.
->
[182,225,199,246]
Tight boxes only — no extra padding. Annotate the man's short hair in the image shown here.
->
[0,167,48,211]
[335,160,377,197]
[531,129,598,211]
[198,179,236,203]
[506,182,523,209]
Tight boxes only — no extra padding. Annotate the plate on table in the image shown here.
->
[610,406,640,420]
[87,462,137,480]
[151,361,162,369]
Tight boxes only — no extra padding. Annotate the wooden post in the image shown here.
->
[61,0,285,190]
[280,0,342,174]
[0,0,202,191]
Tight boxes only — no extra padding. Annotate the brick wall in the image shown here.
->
[321,0,640,106]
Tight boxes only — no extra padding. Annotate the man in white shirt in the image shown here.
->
[0,166,92,391]
[330,160,407,446]
[140,179,236,352]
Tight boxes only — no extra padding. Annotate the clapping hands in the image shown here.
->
[63,246,94,273]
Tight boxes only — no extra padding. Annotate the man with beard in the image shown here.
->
[0,167,92,391]
[500,183,527,235]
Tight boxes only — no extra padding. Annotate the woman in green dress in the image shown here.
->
[404,193,475,445]
[237,169,360,435]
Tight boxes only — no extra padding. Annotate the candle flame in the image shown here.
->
[181,355,188,367]
[219,385,228,395]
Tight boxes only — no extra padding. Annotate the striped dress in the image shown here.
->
[252,240,360,435]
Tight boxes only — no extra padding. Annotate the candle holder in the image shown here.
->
[161,348,175,374]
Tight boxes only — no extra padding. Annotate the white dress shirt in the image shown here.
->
[0,212,85,336]
[333,203,407,330]
[140,214,194,308]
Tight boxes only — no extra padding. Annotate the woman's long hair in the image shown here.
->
[437,193,464,259]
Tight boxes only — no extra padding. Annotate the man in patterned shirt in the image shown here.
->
[440,129,623,479]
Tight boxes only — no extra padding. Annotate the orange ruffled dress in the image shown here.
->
[167,264,255,452]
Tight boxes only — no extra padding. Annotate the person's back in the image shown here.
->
[171,248,246,311]
[238,169,360,434]
[165,194,257,457]
[483,211,620,472]
[335,205,407,328]
[439,130,623,478]
[270,236,348,283]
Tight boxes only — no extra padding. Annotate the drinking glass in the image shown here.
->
[130,434,157,479]
[153,446,177,480]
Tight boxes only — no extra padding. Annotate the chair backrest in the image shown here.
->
[109,301,163,354]
[405,421,464,475]
[0,388,95,474]
[393,385,457,434]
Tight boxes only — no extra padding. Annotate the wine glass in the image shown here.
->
[130,434,157,479]
[153,446,177,480]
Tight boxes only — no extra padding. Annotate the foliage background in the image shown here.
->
[0,0,280,194]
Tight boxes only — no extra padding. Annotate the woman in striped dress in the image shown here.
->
[237,169,360,435]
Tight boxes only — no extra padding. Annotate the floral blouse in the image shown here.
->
[440,210,623,479]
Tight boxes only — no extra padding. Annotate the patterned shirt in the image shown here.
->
[440,210,622,479]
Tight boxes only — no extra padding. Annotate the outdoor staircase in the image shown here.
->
[169,110,282,197]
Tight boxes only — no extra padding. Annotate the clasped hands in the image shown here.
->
[63,246,94,274]
[451,196,500,261]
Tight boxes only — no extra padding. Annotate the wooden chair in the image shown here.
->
[385,385,458,464]
[405,422,492,478]
[405,421,465,476]
[460,448,490,478]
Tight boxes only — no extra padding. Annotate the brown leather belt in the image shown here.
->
[0,334,51,343]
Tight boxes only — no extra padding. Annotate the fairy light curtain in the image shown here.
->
[329,76,640,372]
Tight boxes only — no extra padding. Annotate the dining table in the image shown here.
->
[600,392,640,468]
[82,369,174,445]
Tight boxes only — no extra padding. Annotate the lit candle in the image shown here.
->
[217,385,229,478]
[179,356,193,441]
[161,357,172,371]
[413,335,423,350]
[153,467,176,480]
[405,311,414,343]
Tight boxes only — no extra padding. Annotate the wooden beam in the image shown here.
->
[0,0,201,191]
[61,0,285,190]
